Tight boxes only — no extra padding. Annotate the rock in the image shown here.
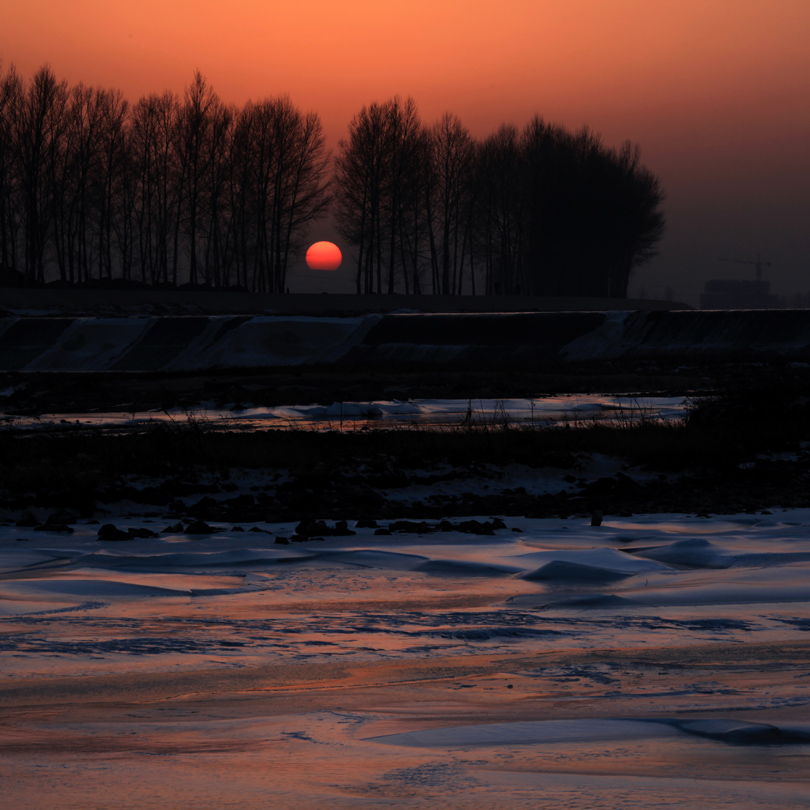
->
[274,536,290,545]
[374,528,392,536]
[355,518,378,529]
[591,510,603,527]
[389,520,433,534]
[184,520,216,534]
[46,509,78,525]
[97,523,130,541]
[35,523,74,534]
[127,527,159,539]
[295,518,328,537]
[232,526,245,532]
[162,522,185,533]
[15,511,39,528]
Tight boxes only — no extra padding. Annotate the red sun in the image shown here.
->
[306,241,342,271]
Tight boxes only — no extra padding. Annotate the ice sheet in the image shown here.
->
[4,510,810,808]
[0,393,690,432]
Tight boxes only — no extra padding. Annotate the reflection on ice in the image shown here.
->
[4,510,810,808]
[0,393,689,432]
[372,717,810,748]
[4,509,810,636]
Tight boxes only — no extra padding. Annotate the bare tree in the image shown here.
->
[13,66,68,283]
[0,62,22,274]
[335,101,387,294]
[519,118,665,297]
[230,96,330,292]
[275,107,331,292]
[200,101,233,286]
[478,125,523,295]
[52,84,113,283]
[335,96,422,294]
[130,92,180,284]
[175,71,220,285]
[426,113,474,294]
[96,89,129,280]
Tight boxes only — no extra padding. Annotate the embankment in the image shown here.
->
[0,309,807,372]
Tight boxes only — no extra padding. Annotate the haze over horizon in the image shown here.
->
[3,0,809,304]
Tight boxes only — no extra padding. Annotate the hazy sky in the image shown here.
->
[3,0,809,301]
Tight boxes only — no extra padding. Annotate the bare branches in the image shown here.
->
[0,68,331,291]
[0,66,663,298]
[336,101,665,298]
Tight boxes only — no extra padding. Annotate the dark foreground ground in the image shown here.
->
[0,349,793,415]
[1,359,809,525]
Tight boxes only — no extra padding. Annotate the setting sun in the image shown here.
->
[306,241,342,271]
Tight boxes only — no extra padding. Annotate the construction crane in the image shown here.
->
[718,253,771,282]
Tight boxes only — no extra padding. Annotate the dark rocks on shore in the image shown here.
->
[46,509,79,525]
[128,527,159,538]
[15,511,39,528]
[295,518,357,538]
[379,518,507,536]
[97,524,130,540]
[98,523,159,541]
[184,520,220,535]
[35,522,74,533]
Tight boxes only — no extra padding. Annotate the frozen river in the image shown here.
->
[2,510,809,808]
[0,393,690,432]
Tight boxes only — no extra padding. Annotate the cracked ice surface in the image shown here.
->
[2,511,810,808]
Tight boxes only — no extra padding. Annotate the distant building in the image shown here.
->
[699,279,782,309]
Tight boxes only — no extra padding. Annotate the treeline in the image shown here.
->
[0,65,329,291]
[335,98,665,297]
[0,65,665,297]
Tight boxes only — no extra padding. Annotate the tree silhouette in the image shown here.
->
[426,113,475,295]
[0,66,664,296]
[518,119,665,297]
[129,91,181,285]
[334,96,422,294]
[231,96,330,292]
[478,124,523,295]
[14,66,68,283]
[0,62,22,275]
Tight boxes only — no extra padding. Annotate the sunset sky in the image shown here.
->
[2,0,809,301]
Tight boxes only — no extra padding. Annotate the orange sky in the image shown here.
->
[2,0,809,299]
